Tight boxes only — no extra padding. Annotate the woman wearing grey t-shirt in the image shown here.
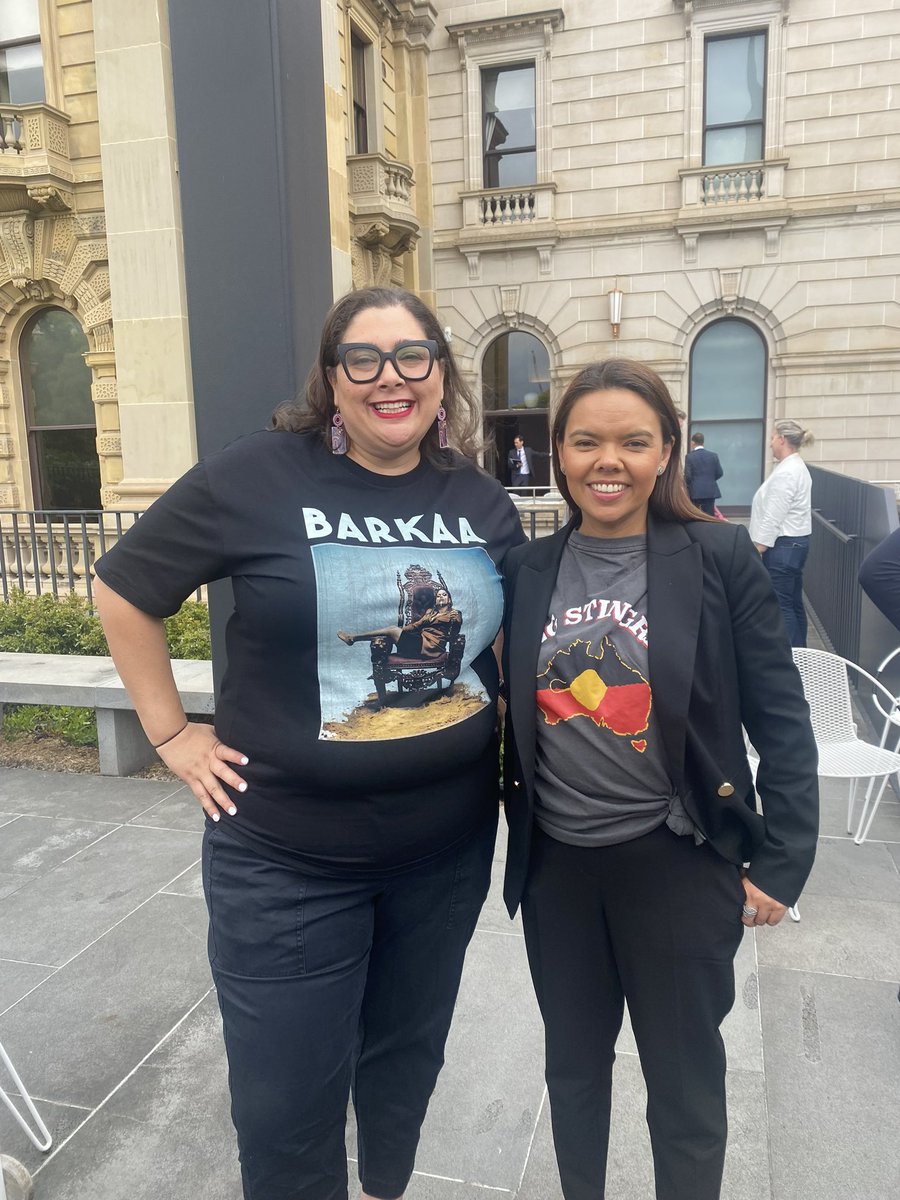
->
[501,360,819,1200]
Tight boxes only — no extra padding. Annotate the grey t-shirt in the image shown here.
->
[534,531,695,846]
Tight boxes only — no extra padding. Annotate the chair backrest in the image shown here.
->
[792,647,859,744]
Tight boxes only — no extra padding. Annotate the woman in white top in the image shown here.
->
[749,419,814,646]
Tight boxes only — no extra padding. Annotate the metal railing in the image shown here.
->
[0,509,142,605]
[508,491,569,540]
[804,467,899,673]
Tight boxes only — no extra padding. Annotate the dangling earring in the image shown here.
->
[437,406,449,450]
[331,410,347,455]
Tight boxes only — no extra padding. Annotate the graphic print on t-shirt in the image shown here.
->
[538,636,651,752]
[313,544,502,740]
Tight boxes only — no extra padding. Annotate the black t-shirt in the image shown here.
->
[95,430,525,873]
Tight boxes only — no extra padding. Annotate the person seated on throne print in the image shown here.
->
[338,586,461,659]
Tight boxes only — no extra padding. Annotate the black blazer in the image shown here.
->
[508,446,536,479]
[684,446,723,501]
[501,513,819,915]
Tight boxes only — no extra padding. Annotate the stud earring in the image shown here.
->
[437,406,449,450]
[331,410,347,455]
[657,465,665,476]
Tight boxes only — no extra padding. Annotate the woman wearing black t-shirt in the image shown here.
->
[501,360,819,1200]
[94,288,524,1200]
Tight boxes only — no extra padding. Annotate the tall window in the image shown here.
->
[350,31,369,154]
[689,319,766,507]
[22,309,100,510]
[703,31,766,166]
[482,331,550,488]
[0,0,45,104]
[482,63,535,188]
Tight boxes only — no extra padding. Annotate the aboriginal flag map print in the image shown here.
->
[536,636,652,754]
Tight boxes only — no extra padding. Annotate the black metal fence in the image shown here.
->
[804,467,899,676]
[0,509,142,605]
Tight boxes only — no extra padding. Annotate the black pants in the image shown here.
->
[203,817,495,1200]
[763,534,810,647]
[521,823,745,1200]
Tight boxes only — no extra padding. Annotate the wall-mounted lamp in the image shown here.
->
[608,286,624,340]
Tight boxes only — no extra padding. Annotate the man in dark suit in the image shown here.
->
[684,431,723,516]
[507,436,537,489]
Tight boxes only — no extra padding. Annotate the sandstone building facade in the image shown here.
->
[428,0,900,502]
[1,0,897,518]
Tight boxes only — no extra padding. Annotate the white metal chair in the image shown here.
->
[0,1038,52,1200]
[791,647,900,846]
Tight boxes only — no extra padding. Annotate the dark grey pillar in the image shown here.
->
[167,0,335,687]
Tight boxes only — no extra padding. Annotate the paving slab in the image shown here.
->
[0,824,202,966]
[0,892,211,1109]
[0,1098,90,1179]
[0,814,119,876]
[802,834,900,903]
[346,926,546,1194]
[756,893,900,981]
[160,860,204,900]
[128,785,207,834]
[0,767,182,824]
[816,789,900,842]
[517,1058,771,1200]
[760,965,900,1200]
[0,958,56,1013]
[29,992,240,1200]
[0,871,33,900]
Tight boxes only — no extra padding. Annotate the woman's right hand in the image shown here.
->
[155,722,249,822]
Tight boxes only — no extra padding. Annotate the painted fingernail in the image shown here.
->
[240,756,249,766]
[238,782,247,793]
[211,811,220,822]
[228,805,237,816]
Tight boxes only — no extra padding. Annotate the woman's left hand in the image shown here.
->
[740,874,787,927]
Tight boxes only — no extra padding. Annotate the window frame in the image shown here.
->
[349,28,370,155]
[702,29,767,168]
[681,0,787,170]
[447,10,562,194]
[481,61,537,189]
[20,307,100,511]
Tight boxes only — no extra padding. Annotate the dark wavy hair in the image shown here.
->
[271,287,481,466]
[551,359,713,524]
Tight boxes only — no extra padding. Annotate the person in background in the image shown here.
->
[507,435,548,490]
[501,360,818,1200]
[92,286,525,1200]
[749,419,814,647]
[684,431,724,516]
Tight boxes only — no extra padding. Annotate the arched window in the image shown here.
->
[482,330,551,489]
[22,307,100,510]
[689,319,767,508]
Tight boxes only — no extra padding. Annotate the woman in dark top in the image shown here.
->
[93,287,524,1200]
[501,360,818,1200]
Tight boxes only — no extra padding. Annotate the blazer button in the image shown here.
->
[513,780,521,788]
[717,782,735,797]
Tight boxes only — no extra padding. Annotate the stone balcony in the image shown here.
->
[456,182,558,278]
[0,102,75,213]
[347,152,419,286]
[348,152,417,234]
[676,158,790,261]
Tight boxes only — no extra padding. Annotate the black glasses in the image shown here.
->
[336,340,438,383]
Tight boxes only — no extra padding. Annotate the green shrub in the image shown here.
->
[0,590,211,747]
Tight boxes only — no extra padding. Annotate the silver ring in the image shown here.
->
[742,904,758,918]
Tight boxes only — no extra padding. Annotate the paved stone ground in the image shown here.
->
[0,763,898,1200]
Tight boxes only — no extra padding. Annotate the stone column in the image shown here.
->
[93,0,196,510]
[83,338,123,501]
